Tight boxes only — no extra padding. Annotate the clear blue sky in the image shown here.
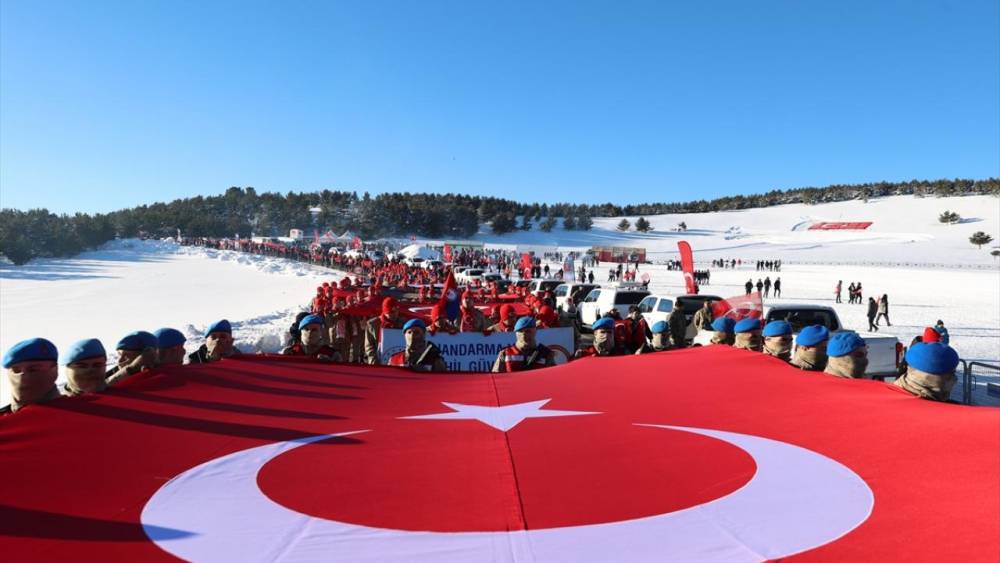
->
[2,0,998,214]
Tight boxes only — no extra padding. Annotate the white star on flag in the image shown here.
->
[400,399,599,431]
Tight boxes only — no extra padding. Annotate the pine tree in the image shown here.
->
[617,218,631,231]
[635,217,652,232]
[970,231,993,248]
[938,211,961,224]
[540,216,557,232]
[563,216,577,230]
[520,215,532,231]
[492,212,517,235]
[577,214,593,231]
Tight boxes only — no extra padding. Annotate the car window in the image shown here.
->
[584,289,601,303]
[614,291,649,305]
[637,296,657,313]
[767,309,840,332]
[541,281,562,291]
[554,285,568,297]
[676,296,718,313]
[656,299,674,312]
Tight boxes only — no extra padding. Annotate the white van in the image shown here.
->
[638,294,723,341]
[553,282,600,312]
[578,284,650,328]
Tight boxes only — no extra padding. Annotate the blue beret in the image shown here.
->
[3,338,58,368]
[650,320,668,334]
[154,328,186,349]
[762,320,792,337]
[514,316,537,332]
[711,317,735,333]
[403,318,426,332]
[205,319,232,336]
[734,318,760,333]
[60,339,106,365]
[298,314,325,330]
[797,325,830,347]
[116,331,158,351]
[827,332,866,357]
[592,317,615,331]
[906,342,959,375]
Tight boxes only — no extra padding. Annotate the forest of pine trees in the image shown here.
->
[1,178,997,264]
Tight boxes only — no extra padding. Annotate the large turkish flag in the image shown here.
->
[0,347,997,562]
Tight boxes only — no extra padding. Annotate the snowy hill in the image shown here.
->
[472,195,1000,267]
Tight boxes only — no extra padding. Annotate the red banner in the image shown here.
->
[443,244,453,263]
[521,253,533,279]
[809,222,873,230]
[677,241,696,294]
[351,236,362,249]
[1,350,997,561]
[712,291,764,320]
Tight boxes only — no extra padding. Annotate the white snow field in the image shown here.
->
[1,194,998,406]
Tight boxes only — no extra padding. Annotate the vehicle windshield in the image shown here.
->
[584,289,601,303]
[676,296,718,313]
[614,291,649,305]
[637,296,657,313]
[767,309,841,332]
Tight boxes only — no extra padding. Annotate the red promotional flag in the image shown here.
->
[712,291,764,320]
[351,236,362,250]
[443,244,453,263]
[677,241,697,294]
[1,350,997,562]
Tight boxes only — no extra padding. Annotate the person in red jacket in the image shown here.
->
[282,315,341,361]
[492,317,556,372]
[486,304,516,333]
[621,306,649,353]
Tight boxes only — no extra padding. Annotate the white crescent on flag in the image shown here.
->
[142,404,873,562]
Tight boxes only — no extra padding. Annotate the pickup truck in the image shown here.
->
[638,293,723,341]
[578,283,651,329]
[691,304,901,378]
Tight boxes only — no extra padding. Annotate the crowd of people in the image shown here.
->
[745,277,780,297]
[3,245,965,415]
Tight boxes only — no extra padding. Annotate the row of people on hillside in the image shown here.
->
[2,320,240,414]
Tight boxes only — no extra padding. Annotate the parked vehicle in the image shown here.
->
[637,294,723,341]
[691,304,900,378]
[578,283,651,328]
[526,279,564,298]
[553,283,600,312]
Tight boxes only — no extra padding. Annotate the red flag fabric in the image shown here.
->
[1,349,997,562]
[351,236,362,250]
[677,241,697,294]
[520,253,533,279]
[443,244,453,263]
[437,270,461,321]
[712,291,764,320]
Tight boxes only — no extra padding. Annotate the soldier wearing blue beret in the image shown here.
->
[492,316,556,372]
[635,320,671,354]
[761,320,793,362]
[107,330,158,384]
[62,339,109,395]
[733,318,763,352]
[155,328,188,366]
[2,338,61,414]
[188,319,242,364]
[824,332,869,379]
[894,342,960,401]
[791,325,829,372]
[710,317,736,346]
[575,316,626,357]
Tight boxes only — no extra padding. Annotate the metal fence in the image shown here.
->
[959,359,1000,405]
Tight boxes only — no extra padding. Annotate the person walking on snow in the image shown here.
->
[875,294,891,326]
[866,297,879,332]
[835,280,842,303]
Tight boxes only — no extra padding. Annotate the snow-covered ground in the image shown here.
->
[1,194,998,406]
[0,239,341,406]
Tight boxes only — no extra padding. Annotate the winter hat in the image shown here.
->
[797,325,830,347]
[905,342,959,375]
[382,297,398,313]
[403,318,427,332]
[592,317,615,331]
[3,338,58,368]
[500,304,515,321]
[60,339,107,365]
[205,319,232,336]
[514,316,537,332]
[650,321,668,334]
[538,305,557,325]
[711,317,735,333]
[827,332,866,357]
[154,328,186,349]
[116,331,158,351]
[734,318,761,333]
[762,320,792,337]
[922,327,941,343]
[298,314,325,330]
